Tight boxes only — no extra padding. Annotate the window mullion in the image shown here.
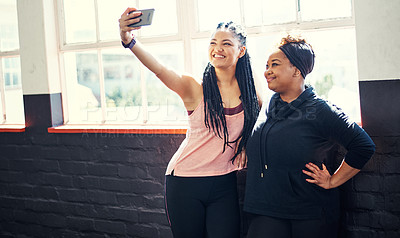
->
[94,0,107,124]
[56,0,67,49]
[94,0,101,42]
[137,0,147,124]
[296,0,301,23]
[56,0,70,124]
[239,0,245,26]
[58,52,70,124]
[0,50,19,57]
[140,65,148,124]
[192,0,200,33]
[0,59,6,123]
[97,50,107,123]
[177,0,194,74]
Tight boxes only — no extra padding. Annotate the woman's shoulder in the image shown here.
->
[313,97,345,116]
[310,97,355,129]
[181,74,202,88]
[306,94,335,111]
[179,75,203,110]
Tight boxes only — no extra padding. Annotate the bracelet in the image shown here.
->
[121,37,136,49]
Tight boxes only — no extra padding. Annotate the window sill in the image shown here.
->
[0,124,26,132]
[48,124,187,134]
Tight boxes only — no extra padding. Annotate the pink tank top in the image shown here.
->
[166,99,244,177]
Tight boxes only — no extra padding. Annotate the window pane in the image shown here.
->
[243,0,264,27]
[98,0,133,41]
[197,0,241,32]
[3,57,21,88]
[247,33,285,102]
[102,48,143,124]
[64,51,101,123]
[301,0,352,21]
[144,42,187,124]
[0,0,19,51]
[302,28,360,122]
[191,38,210,80]
[138,0,178,37]
[2,57,24,124]
[244,0,296,26]
[64,0,96,43]
[262,0,297,25]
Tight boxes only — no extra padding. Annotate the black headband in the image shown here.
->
[279,42,315,79]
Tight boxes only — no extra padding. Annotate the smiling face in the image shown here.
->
[208,30,245,70]
[264,49,299,94]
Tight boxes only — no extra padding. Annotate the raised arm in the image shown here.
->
[118,8,201,108]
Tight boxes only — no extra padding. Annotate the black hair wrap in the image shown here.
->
[279,42,315,79]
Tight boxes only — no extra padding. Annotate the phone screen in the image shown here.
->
[128,8,155,27]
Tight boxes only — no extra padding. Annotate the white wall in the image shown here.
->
[17,0,60,95]
[354,0,400,81]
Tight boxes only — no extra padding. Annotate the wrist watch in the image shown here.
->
[121,37,136,49]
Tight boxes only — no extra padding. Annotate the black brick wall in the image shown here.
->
[338,135,400,237]
[0,131,185,238]
[338,79,400,237]
[1,130,399,237]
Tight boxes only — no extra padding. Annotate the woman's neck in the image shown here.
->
[280,84,305,103]
[215,67,236,87]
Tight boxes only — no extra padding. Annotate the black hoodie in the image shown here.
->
[244,86,375,220]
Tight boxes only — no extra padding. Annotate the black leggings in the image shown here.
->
[164,172,240,238]
[246,214,338,238]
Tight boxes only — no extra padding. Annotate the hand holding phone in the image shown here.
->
[128,8,155,27]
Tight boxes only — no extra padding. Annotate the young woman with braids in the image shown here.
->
[244,35,375,238]
[119,8,260,238]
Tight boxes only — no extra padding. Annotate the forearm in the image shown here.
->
[130,41,165,76]
[329,160,360,188]
[119,7,196,101]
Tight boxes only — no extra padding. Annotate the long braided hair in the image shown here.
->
[202,21,260,162]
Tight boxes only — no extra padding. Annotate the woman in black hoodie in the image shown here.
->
[244,35,375,238]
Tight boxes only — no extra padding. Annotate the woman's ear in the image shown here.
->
[239,46,246,58]
[293,67,301,77]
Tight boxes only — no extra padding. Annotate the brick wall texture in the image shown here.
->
[0,132,183,238]
[338,136,400,238]
[0,131,399,237]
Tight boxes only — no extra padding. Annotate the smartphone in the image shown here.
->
[128,8,155,27]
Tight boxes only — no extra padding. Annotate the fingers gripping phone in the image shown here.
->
[128,8,155,27]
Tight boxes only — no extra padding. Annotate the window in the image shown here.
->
[300,0,352,21]
[58,0,360,125]
[0,0,25,125]
[243,0,297,27]
[59,0,183,125]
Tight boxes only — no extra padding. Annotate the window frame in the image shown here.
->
[56,0,356,126]
[0,0,25,127]
[0,40,21,126]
